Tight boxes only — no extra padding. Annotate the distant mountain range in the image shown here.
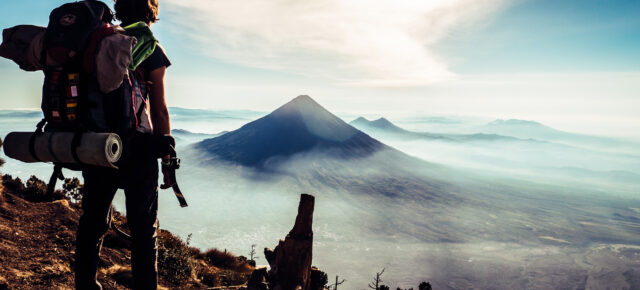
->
[478,118,636,150]
[195,95,387,167]
[350,116,531,143]
[480,119,570,140]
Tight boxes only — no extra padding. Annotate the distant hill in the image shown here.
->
[350,117,408,134]
[480,119,563,139]
[196,95,386,167]
[0,110,43,119]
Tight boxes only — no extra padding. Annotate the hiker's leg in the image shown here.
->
[123,158,159,290]
[75,167,118,290]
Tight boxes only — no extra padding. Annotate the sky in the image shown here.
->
[0,0,639,138]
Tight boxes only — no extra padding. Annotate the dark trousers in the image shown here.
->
[75,156,159,290]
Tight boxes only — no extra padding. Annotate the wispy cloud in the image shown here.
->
[164,0,507,86]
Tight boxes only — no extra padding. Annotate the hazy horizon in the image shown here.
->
[1,96,639,288]
[1,0,639,138]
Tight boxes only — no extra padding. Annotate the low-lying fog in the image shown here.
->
[1,109,639,289]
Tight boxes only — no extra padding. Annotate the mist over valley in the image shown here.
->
[1,96,639,289]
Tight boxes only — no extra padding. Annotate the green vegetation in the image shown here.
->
[156,229,253,287]
[157,229,195,284]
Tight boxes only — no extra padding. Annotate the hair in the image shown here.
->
[114,0,159,26]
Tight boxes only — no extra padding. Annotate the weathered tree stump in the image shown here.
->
[264,194,315,290]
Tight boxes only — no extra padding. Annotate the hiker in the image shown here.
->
[74,0,172,289]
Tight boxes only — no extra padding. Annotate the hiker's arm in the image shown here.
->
[149,66,174,188]
[149,66,170,135]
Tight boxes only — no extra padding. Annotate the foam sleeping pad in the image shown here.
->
[3,132,122,168]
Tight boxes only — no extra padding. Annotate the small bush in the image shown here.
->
[24,175,49,201]
[203,248,253,273]
[418,282,432,290]
[310,267,328,290]
[158,230,195,285]
[1,174,64,202]
[2,174,25,193]
[62,177,83,202]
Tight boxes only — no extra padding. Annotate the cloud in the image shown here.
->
[163,0,506,86]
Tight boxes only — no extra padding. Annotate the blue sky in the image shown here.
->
[0,0,638,137]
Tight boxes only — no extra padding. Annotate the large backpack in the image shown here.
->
[37,0,157,191]
[40,0,155,136]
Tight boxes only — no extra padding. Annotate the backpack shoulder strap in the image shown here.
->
[123,22,157,71]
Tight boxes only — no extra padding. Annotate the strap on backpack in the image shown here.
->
[28,119,47,162]
[70,131,84,165]
[47,131,61,163]
[46,163,65,200]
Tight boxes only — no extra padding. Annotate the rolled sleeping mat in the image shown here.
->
[3,132,122,168]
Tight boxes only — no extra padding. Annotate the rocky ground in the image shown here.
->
[0,175,253,289]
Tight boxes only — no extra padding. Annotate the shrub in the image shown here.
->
[310,267,329,290]
[1,174,64,202]
[195,262,251,287]
[203,248,252,273]
[62,177,83,202]
[2,174,24,193]
[418,282,432,290]
[158,230,195,284]
[24,175,49,202]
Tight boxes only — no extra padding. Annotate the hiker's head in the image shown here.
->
[114,0,159,26]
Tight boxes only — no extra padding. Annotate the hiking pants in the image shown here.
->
[75,157,159,290]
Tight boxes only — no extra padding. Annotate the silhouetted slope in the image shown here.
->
[197,95,385,167]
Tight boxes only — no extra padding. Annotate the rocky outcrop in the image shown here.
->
[261,194,315,290]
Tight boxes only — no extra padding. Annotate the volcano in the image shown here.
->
[195,95,386,167]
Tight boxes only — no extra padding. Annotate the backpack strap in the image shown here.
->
[123,22,157,71]
[46,163,65,200]
[70,131,84,165]
[47,131,61,163]
[28,119,47,162]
